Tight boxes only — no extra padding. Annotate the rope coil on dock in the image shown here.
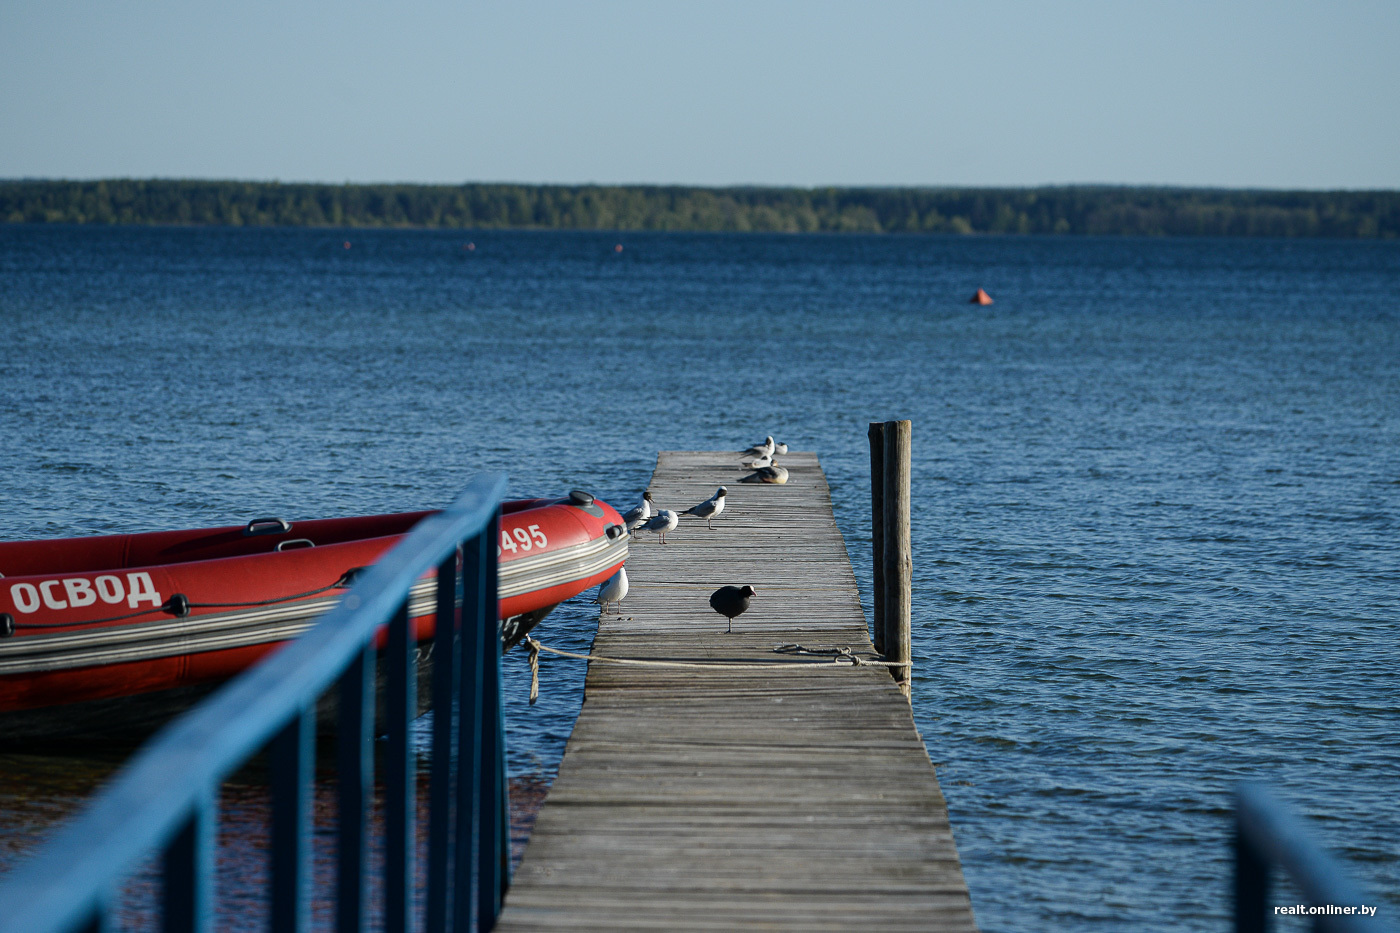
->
[771,642,904,666]
[520,636,903,704]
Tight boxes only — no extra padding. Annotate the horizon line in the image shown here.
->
[4,177,1399,195]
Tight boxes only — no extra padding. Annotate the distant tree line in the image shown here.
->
[2,179,1397,238]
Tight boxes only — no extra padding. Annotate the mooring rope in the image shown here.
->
[519,636,903,706]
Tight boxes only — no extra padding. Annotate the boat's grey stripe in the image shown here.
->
[0,596,346,657]
[499,535,627,600]
[0,534,626,674]
[496,533,625,597]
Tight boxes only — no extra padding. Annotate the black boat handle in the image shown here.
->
[245,518,291,536]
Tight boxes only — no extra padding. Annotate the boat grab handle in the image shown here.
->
[244,518,291,536]
[276,538,315,551]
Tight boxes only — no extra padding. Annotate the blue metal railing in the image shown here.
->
[0,474,511,933]
[1236,783,1393,933]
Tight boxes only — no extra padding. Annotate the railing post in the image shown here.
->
[385,601,416,933]
[270,706,314,933]
[428,549,462,933]
[161,795,214,933]
[477,506,508,931]
[336,644,375,933]
[455,526,488,933]
[882,419,912,700]
[868,422,886,655]
[1235,818,1271,933]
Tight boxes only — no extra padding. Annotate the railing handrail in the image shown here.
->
[0,473,508,933]
[1236,782,1393,933]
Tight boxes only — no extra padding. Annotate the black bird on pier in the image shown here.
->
[708,584,755,633]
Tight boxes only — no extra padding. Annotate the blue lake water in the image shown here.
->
[1,225,1397,931]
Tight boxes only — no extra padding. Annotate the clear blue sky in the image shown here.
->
[2,1,1397,189]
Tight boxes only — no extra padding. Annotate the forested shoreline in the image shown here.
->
[3,179,1397,238]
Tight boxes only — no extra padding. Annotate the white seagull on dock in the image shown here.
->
[634,509,679,544]
[681,486,727,529]
[740,465,789,485]
[622,491,654,532]
[774,442,789,455]
[596,567,629,615]
[741,452,774,470]
[742,436,775,458]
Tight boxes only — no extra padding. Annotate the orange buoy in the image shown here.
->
[971,288,993,305]
[465,242,475,251]
[343,241,351,250]
[614,243,623,253]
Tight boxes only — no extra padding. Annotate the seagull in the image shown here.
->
[596,567,629,615]
[681,486,727,529]
[741,452,773,470]
[709,584,755,633]
[774,442,789,455]
[634,509,679,544]
[742,436,775,458]
[622,491,654,532]
[740,465,789,485]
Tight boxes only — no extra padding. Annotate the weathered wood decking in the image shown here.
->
[496,452,977,931]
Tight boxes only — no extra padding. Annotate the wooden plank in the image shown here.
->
[496,452,977,931]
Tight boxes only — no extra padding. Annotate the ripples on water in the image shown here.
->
[1,226,1396,931]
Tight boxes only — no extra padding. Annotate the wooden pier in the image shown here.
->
[496,451,977,931]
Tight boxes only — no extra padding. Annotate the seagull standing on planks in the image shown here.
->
[740,465,789,485]
[622,491,654,533]
[634,508,679,544]
[709,585,755,633]
[596,567,628,615]
[681,486,727,529]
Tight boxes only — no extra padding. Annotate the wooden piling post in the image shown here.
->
[882,420,912,700]
[868,422,886,655]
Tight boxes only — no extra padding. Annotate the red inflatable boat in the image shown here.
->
[0,491,626,741]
